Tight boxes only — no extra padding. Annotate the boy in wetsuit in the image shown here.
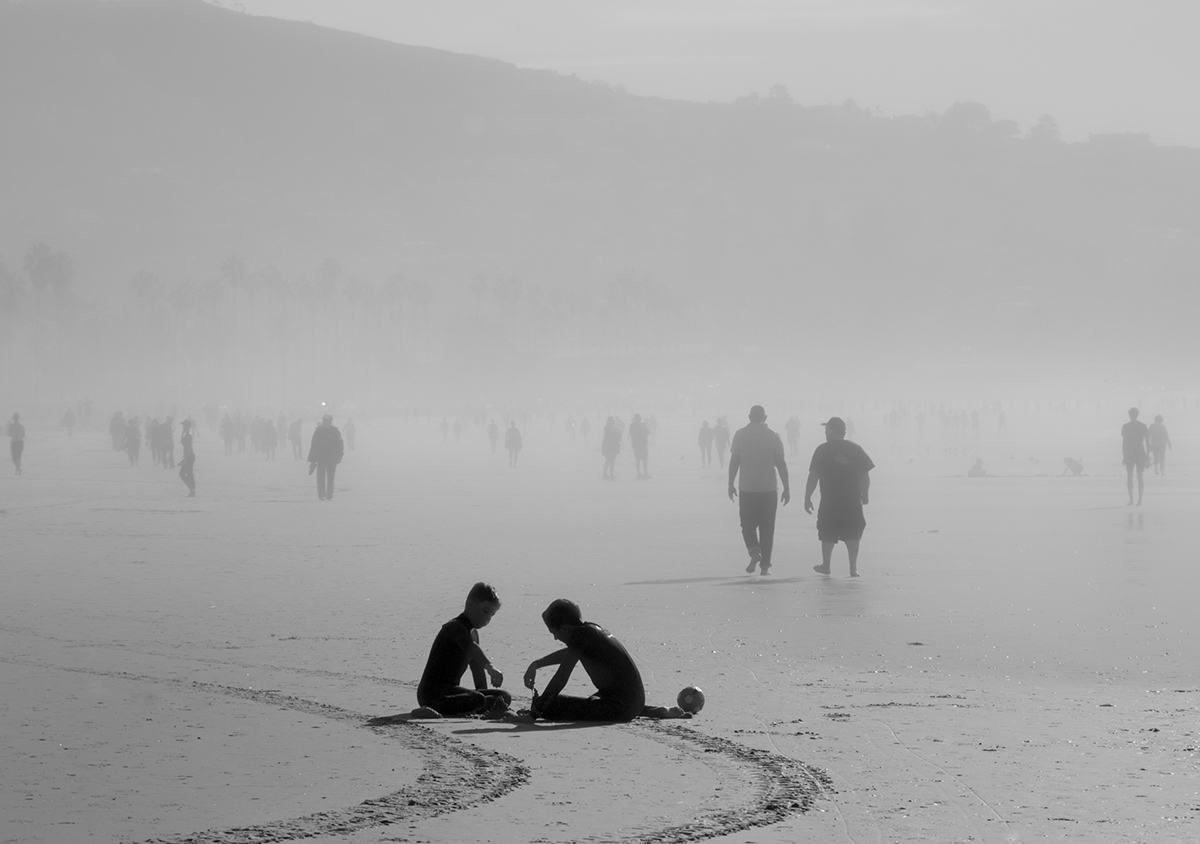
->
[416,582,511,717]
[523,599,647,722]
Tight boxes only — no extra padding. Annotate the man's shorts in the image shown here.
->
[817,501,866,543]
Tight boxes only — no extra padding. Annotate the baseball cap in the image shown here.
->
[821,416,846,432]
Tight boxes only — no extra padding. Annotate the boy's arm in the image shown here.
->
[523,647,573,689]
[465,636,504,688]
[468,630,488,689]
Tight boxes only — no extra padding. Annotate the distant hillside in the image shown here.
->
[1,0,1198,389]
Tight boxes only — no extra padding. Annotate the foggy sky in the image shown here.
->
[227,0,1200,147]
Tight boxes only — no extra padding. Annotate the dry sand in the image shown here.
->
[2,416,1197,843]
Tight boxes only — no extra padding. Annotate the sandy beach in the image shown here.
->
[2,414,1197,843]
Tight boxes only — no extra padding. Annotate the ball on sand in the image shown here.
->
[677,686,705,714]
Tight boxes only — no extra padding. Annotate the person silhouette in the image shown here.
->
[601,417,621,479]
[698,421,714,468]
[179,419,196,496]
[1121,407,1150,505]
[7,413,26,475]
[1149,414,1172,475]
[728,406,790,575]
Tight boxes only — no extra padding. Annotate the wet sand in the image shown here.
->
[2,419,1196,843]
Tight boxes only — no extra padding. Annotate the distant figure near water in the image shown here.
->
[505,421,522,468]
[179,419,196,496]
[1149,415,1172,475]
[698,421,714,468]
[1062,457,1084,477]
[967,457,986,477]
[7,412,26,475]
[1121,407,1150,506]
[601,416,621,479]
[629,413,651,479]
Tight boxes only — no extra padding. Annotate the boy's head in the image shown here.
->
[464,582,501,628]
[542,598,582,641]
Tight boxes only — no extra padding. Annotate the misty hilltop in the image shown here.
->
[2,0,1198,367]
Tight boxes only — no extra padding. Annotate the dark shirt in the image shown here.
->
[505,427,522,450]
[418,614,479,699]
[809,439,875,503]
[563,622,645,707]
[1121,420,1149,461]
[180,432,194,461]
[628,421,650,453]
[7,421,25,441]
[307,425,344,463]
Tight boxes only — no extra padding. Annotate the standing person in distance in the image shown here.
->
[804,417,874,577]
[505,421,522,467]
[7,412,26,475]
[728,405,790,575]
[1121,407,1150,505]
[1148,414,1172,475]
[307,414,345,500]
[698,420,714,469]
[601,416,621,479]
[178,418,196,497]
[629,413,651,479]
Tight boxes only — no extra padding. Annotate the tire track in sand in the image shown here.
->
[5,657,829,843]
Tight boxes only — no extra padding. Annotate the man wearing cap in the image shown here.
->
[728,405,790,575]
[307,414,345,500]
[804,417,874,577]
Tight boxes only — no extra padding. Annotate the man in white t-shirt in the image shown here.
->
[727,405,790,575]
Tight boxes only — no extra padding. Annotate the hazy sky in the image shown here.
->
[222,0,1200,147]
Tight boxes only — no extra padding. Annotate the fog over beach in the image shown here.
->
[1,2,1197,843]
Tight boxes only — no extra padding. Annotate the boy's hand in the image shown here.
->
[523,664,538,689]
[486,666,504,687]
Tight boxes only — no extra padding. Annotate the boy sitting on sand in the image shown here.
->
[523,599,685,721]
[415,582,511,718]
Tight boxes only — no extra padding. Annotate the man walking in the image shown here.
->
[728,405,790,575]
[307,414,344,500]
[805,417,874,577]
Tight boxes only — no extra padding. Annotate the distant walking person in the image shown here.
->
[288,418,303,460]
[307,414,345,500]
[728,406,790,575]
[505,421,522,467]
[784,416,801,457]
[344,418,357,452]
[698,421,714,468]
[713,417,731,469]
[124,418,141,466]
[1149,414,1172,475]
[629,413,651,479]
[7,413,26,475]
[601,416,621,479]
[1121,407,1150,505]
[805,417,874,577]
[61,408,77,437]
[179,419,196,497]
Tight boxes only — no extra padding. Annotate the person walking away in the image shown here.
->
[1149,414,1172,475]
[714,417,731,468]
[505,421,523,467]
[728,405,790,575]
[805,417,874,577]
[7,413,26,475]
[601,416,621,479]
[629,413,651,479]
[307,414,345,500]
[698,421,714,468]
[179,419,196,496]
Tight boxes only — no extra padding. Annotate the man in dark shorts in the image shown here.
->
[416,582,510,717]
[1148,414,1172,476]
[524,599,646,722]
[805,417,874,577]
[1121,407,1150,505]
[728,405,790,575]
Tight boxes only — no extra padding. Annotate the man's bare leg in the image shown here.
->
[1137,466,1145,506]
[846,540,861,577]
[814,542,835,574]
[1127,467,1135,505]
